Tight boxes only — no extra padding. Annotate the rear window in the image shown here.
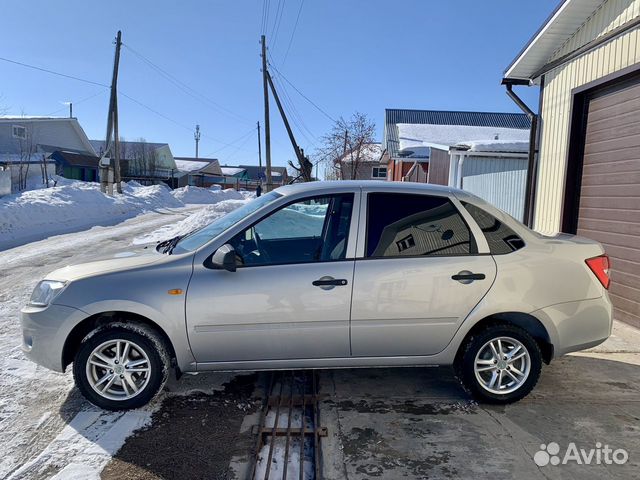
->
[366,193,476,258]
[463,202,525,254]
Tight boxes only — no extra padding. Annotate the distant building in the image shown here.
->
[335,143,386,180]
[0,116,96,194]
[49,151,100,182]
[236,164,289,186]
[89,139,177,183]
[174,157,224,188]
[383,109,531,219]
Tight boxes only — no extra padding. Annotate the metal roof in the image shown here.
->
[384,109,531,160]
[49,150,100,168]
[504,0,606,81]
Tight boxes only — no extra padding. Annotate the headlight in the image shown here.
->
[29,280,67,307]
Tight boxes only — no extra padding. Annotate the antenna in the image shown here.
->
[194,124,201,158]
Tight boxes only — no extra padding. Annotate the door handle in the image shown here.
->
[312,276,348,290]
[452,271,486,284]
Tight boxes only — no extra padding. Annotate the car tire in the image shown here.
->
[457,324,542,404]
[73,323,170,410]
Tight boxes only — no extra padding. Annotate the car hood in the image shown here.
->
[46,251,165,282]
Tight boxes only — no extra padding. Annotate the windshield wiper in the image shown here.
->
[157,235,183,254]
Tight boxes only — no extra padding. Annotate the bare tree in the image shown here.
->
[320,112,376,180]
[40,154,50,188]
[17,124,36,191]
[0,95,8,116]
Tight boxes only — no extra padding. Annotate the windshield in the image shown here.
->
[171,191,281,254]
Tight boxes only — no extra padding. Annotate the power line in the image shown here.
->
[225,129,258,161]
[119,91,193,132]
[122,43,251,125]
[44,90,107,116]
[282,0,304,65]
[260,0,268,34]
[270,0,286,48]
[268,60,336,123]
[0,55,109,88]
[208,126,258,156]
[271,72,318,146]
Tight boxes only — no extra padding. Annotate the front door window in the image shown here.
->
[229,194,354,266]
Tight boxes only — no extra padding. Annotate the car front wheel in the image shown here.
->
[73,324,169,410]
[457,324,542,404]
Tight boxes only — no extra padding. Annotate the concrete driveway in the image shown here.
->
[319,321,640,480]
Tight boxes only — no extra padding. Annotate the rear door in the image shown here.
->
[350,191,496,356]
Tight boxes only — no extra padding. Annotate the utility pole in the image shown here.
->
[261,35,273,191]
[194,124,201,158]
[257,121,263,183]
[100,30,122,194]
[69,102,73,118]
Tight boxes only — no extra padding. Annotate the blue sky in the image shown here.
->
[1,0,557,168]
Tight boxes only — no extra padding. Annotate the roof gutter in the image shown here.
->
[531,15,640,80]
[502,80,539,227]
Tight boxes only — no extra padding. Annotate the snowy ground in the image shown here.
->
[0,179,248,251]
[0,186,253,480]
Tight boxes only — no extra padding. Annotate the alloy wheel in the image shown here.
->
[85,339,151,401]
[474,336,531,395]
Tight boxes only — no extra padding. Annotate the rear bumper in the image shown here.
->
[21,304,87,373]
[532,295,613,358]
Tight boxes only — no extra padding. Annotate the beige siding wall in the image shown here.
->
[534,0,640,234]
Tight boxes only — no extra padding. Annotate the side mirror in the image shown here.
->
[211,244,237,272]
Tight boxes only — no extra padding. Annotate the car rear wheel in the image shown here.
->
[457,324,542,404]
[73,324,169,410]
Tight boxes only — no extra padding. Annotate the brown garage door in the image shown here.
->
[578,80,640,328]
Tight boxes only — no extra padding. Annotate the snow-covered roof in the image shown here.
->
[174,159,210,172]
[0,116,66,120]
[397,124,530,158]
[504,0,605,81]
[454,140,530,153]
[384,109,530,160]
[339,143,383,163]
[221,167,246,176]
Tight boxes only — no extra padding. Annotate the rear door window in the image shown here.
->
[366,193,476,257]
[462,202,525,254]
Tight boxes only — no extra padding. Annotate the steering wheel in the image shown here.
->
[252,228,272,263]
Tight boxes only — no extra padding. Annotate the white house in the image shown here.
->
[0,116,96,194]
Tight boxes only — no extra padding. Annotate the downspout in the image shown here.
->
[502,79,538,227]
[456,153,466,189]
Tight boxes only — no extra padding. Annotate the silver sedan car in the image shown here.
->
[21,181,613,410]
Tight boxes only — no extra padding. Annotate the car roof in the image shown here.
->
[275,180,455,196]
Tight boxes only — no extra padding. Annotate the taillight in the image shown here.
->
[586,254,611,289]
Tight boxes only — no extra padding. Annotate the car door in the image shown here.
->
[350,190,496,357]
[186,192,358,363]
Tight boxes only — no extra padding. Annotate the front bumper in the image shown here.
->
[21,304,88,372]
[532,295,613,358]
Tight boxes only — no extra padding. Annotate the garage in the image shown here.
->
[503,0,640,329]
[575,78,640,328]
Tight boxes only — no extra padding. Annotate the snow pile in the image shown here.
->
[0,180,251,251]
[171,185,244,204]
[396,123,530,157]
[132,199,249,244]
